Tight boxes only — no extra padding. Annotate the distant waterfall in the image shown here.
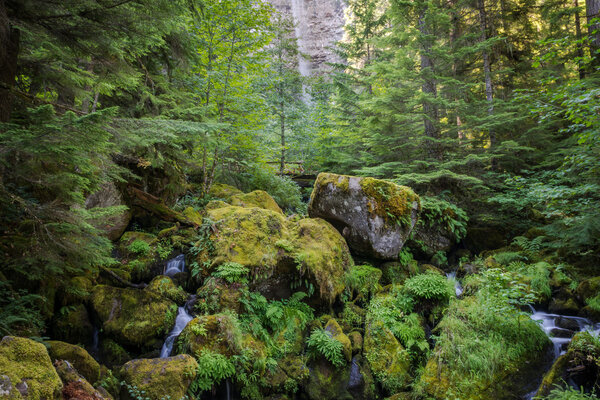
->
[290,0,311,77]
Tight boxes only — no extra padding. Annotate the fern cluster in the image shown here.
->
[306,328,346,368]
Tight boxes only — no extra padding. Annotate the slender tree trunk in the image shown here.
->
[0,1,19,122]
[280,107,285,176]
[450,4,464,142]
[478,0,496,150]
[575,0,585,79]
[418,5,440,159]
[586,0,600,66]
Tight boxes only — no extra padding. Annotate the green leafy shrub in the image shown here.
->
[343,264,382,301]
[587,293,600,312]
[156,240,173,261]
[418,196,469,242]
[306,328,346,368]
[212,262,249,284]
[189,350,235,393]
[127,239,151,256]
[0,281,43,335]
[493,251,527,265]
[404,272,454,301]
[546,386,599,400]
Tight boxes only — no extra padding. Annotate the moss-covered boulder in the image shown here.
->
[304,355,376,400]
[363,321,411,394]
[576,277,600,303]
[324,319,352,362]
[57,276,93,307]
[146,276,188,304]
[195,277,244,314]
[209,183,243,200]
[46,341,101,384]
[177,313,241,357]
[308,173,420,260]
[99,339,131,368]
[50,304,94,346]
[182,207,203,226]
[0,336,63,399]
[91,285,177,348]
[119,355,198,400]
[534,331,600,397]
[53,360,111,400]
[203,205,353,303]
[229,190,283,214]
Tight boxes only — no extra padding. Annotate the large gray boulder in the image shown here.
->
[308,173,420,260]
[85,182,131,241]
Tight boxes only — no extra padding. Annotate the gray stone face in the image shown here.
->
[308,173,420,260]
[268,0,346,76]
[85,182,131,241]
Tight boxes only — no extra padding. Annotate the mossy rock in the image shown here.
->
[278,355,309,383]
[534,331,600,397]
[99,339,131,368]
[118,231,157,256]
[308,172,420,260]
[305,358,354,400]
[348,332,363,354]
[182,207,203,226]
[204,205,353,303]
[209,183,243,201]
[119,355,198,400]
[53,359,111,400]
[146,276,188,305]
[195,277,244,314]
[325,319,352,362]
[576,277,600,303]
[548,296,580,315]
[50,304,94,346]
[91,285,177,348]
[0,336,63,399]
[274,317,305,356]
[229,190,283,214]
[363,320,411,394]
[57,276,93,307]
[46,341,101,384]
[380,261,419,285]
[177,314,241,357]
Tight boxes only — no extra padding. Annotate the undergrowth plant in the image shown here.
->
[306,328,346,368]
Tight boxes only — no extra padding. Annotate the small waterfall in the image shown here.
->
[446,271,463,297]
[290,0,311,77]
[225,379,231,400]
[91,326,99,351]
[164,254,185,277]
[529,309,599,358]
[160,305,193,358]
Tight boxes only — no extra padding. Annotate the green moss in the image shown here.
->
[120,354,198,400]
[46,340,101,384]
[53,360,107,399]
[178,313,242,357]
[147,276,188,304]
[100,338,131,368]
[324,319,352,362]
[91,284,177,347]
[364,320,411,394]
[205,206,352,303]
[0,336,63,399]
[209,183,243,201]
[58,276,93,306]
[183,206,203,225]
[359,177,420,226]
[229,190,283,214]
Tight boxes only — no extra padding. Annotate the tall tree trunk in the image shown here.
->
[478,0,496,150]
[575,0,585,79]
[418,6,440,159]
[0,1,19,123]
[280,107,285,177]
[586,0,600,66]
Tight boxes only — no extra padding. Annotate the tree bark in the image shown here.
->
[418,5,440,160]
[478,0,496,150]
[0,1,19,122]
[574,0,585,79]
[586,0,600,66]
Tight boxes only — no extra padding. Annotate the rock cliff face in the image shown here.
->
[268,0,347,76]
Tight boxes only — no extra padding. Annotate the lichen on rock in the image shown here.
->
[308,172,420,260]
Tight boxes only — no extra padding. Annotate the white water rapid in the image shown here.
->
[446,271,463,297]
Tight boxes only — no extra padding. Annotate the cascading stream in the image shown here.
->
[164,254,185,277]
[160,299,194,358]
[446,271,463,297]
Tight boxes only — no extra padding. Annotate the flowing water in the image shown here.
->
[524,307,600,399]
[164,254,185,277]
[446,271,463,297]
[160,304,194,358]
